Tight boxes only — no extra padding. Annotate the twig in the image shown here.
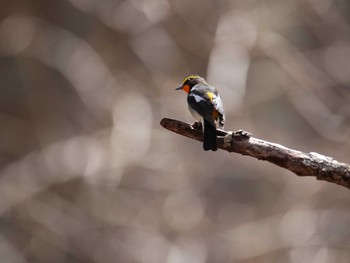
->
[160,117,350,189]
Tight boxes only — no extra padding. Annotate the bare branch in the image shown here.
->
[160,117,350,189]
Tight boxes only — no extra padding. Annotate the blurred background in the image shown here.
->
[1,0,350,262]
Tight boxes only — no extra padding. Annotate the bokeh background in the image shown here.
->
[1,0,350,262]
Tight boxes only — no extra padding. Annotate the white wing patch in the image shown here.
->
[193,94,205,103]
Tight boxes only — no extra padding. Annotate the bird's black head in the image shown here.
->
[175,75,207,93]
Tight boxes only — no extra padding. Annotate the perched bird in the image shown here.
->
[175,75,225,151]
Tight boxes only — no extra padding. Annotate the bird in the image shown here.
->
[175,75,225,151]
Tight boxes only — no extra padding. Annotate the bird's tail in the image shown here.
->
[203,119,217,151]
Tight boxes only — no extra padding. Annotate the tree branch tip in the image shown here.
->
[160,117,350,189]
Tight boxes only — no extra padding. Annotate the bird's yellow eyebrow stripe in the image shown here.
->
[182,75,201,85]
[206,92,214,101]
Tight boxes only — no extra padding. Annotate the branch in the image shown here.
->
[160,117,350,189]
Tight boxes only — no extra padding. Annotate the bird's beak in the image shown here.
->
[175,86,183,91]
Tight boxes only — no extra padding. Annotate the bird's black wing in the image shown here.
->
[187,84,216,123]
[188,84,224,128]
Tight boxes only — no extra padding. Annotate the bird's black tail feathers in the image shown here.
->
[203,119,217,151]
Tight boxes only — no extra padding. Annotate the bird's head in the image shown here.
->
[175,75,207,93]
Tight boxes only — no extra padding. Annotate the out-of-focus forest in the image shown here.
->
[1,0,350,262]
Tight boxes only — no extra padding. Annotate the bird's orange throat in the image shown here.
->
[182,84,190,94]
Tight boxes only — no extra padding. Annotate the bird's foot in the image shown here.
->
[191,121,202,130]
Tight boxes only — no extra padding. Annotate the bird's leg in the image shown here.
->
[191,121,202,130]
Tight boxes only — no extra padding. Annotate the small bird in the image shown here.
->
[175,75,225,151]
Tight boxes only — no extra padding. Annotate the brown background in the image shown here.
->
[1,0,350,262]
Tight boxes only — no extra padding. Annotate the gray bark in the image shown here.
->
[160,117,350,189]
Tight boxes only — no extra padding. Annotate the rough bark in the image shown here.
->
[160,117,350,189]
